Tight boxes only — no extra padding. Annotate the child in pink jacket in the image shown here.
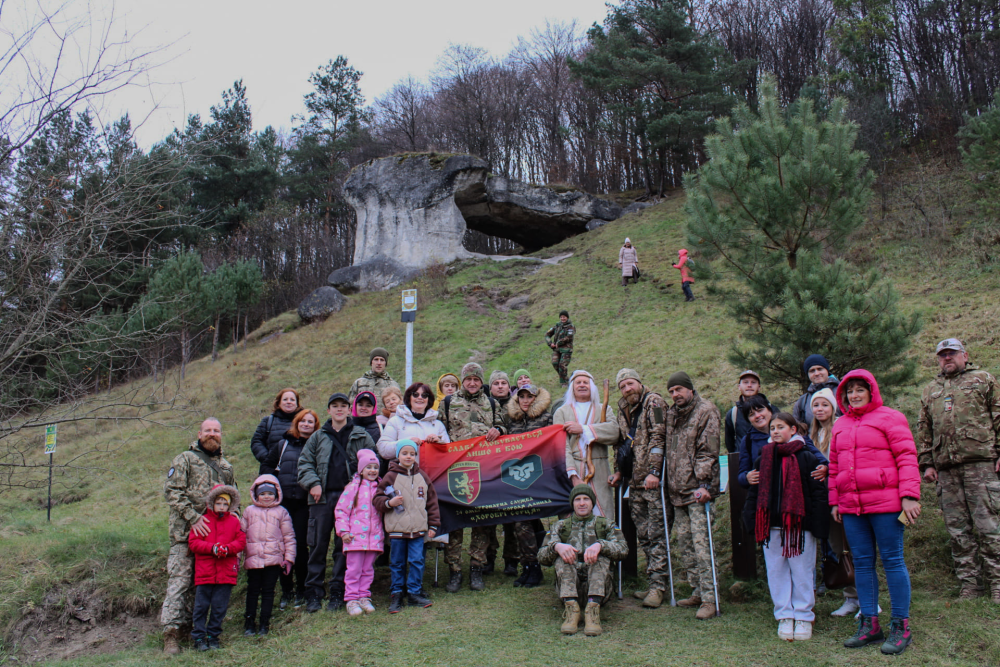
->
[241,474,295,636]
[335,449,385,617]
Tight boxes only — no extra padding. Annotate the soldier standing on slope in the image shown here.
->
[545,310,575,388]
[918,338,1000,601]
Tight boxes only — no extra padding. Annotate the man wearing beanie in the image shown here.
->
[665,371,721,620]
[439,362,507,592]
[538,484,628,636]
[348,347,401,403]
[792,354,839,425]
[544,310,575,388]
[611,368,671,608]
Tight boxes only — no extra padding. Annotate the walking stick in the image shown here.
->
[617,484,623,600]
[433,544,440,588]
[584,380,611,483]
[705,501,721,617]
[659,457,676,606]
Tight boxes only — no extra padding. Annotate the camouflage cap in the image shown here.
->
[738,369,761,383]
[461,362,485,382]
[936,338,966,354]
[616,368,642,386]
[516,383,539,397]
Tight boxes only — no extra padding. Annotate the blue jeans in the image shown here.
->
[390,537,425,595]
[842,512,911,619]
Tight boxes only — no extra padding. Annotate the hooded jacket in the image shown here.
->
[263,432,309,502]
[433,373,460,410]
[352,392,383,445]
[250,409,298,476]
[296,420,374,504]
[506,387,553,434]
[665,392,721,505]
[334,474,385,552]
[376,404,450,460]
[189,484,246,585]
[619,245,638,277]
[829,369,921,515]
[241,475,296,570]
[672,249,693,283]
[373,460,441,539]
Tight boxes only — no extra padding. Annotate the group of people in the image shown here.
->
[618,237,696,302]
[158,331,1000,658]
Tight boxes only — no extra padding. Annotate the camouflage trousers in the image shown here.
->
[938,461,1000,591]
[513,521,540,564]
[630,486,673,592]
[445,526,493,572]
[160,542,195,630]
[486,524,518,562]
[674,502,716,604]
[554,556,614,604]
[551,350,572,385]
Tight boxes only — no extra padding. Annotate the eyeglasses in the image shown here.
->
[412,392,431,399]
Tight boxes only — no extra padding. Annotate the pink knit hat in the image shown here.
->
[357,448,379,475]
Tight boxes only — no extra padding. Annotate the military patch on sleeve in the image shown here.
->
[167,467,175,478]
[652,407,664,424]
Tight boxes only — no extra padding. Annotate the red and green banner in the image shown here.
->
[420,425,572,533]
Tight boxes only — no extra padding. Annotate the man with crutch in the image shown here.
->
[665,372,722,620]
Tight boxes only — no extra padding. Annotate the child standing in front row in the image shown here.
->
[188,484,246,651]
[374,439,441,614]
[743,412,829,642]
[241,474,296,636]
[335,449,385,616]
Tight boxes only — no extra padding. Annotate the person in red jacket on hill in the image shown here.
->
[188,484,246,652]
[673,248,695,302]
[829,369,921,656]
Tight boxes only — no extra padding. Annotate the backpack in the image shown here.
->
[442,394,497,436]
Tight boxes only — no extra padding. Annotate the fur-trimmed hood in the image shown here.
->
[506,387,552,421]
[204,483,240,513]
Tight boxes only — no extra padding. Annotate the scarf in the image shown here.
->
[754,436,806,557]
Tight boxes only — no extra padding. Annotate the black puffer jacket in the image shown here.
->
[250,409,297,475]
[264,432,309,502]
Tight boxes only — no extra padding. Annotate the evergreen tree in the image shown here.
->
[205,264,237,363]
[958,89,1000,219]
[230,260,264,351]
[145,251,210,379]
[684,78,921,390]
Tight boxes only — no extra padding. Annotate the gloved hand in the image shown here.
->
[212,544,229,558]
[282,560,292,575]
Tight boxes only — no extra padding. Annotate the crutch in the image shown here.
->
[659,458,677,606]
[432,543,440,588]
[617,484,623,600]
[705,501,721,617]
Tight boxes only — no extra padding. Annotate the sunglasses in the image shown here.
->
[412,392,431,399]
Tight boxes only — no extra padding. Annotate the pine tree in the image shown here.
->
[684,77,921,390]
[958,89,1000,219]
[145,251,210,379]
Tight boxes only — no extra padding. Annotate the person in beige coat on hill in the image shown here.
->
[618,238,639,287]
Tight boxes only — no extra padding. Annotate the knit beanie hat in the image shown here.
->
[489,370,510,386]
[569,484,596,505]
[216,493,231,505]
[559,310,569,318]
[667,371,694,391]
[370,347,390,363]
[395,439,418,459]
[461,362,484,382]
[811,388,837,412]
[256,483,277,497]
[624,237,631,244]
[802,354,830,374]
[357,448,380,474]
[616,368,641,386]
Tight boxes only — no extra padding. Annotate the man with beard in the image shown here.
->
[348,348,401,403]
[610,369,671,608]
[161,418,237,655]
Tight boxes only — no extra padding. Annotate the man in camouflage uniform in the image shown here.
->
[160,418,237,655]
[347,347,400,403]
[918,338,1000,601]
[538,484,628,636]
[665,371,721,620]
[439,362,507,592]
[610,368,671,608]
[545,310,574,387]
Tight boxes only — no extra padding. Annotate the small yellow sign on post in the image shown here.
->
[44,424,57,454]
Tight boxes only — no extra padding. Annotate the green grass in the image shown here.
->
[1,160,998,665]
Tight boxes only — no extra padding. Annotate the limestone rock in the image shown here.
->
[297,286,346,321]
[327,257,418,295]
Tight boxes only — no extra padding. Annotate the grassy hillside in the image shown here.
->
[1,161,999,666]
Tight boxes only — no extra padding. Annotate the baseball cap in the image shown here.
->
[935,338,966,354]
[738,370,761,383]
[516,384,540,396]
[327,392,350,406]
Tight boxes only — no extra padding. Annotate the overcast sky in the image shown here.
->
[82,0,612,145]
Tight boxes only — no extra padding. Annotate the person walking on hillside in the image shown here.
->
[918,338,1000,602]
[250,388,301,476]
[793,355,840,426]
[618,238,639,286]
[545,311,574,388]
[665,372,722,621]
[725,370,762,454]
[161,418,237,655]
[672,248,695,301]
[348,348,401,403]
[439,363,506,592]
[610,368,670,608]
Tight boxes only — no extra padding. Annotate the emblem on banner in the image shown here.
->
[501,454,543,490]
[448,462,481,504]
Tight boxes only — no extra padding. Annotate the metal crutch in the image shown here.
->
[705,501,721,616]
[617,484,623,600]
[432,543,440,587]
[659,458,677,606]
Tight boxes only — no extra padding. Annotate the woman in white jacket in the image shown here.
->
[376,382,450,460]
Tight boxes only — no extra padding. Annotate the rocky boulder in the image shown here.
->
[297,286,346,321]
[327,257,418,295]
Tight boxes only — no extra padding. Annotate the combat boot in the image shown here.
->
[504,559,519,576]
[584,602,602,636]
[696,601,718,620]
[677,594,702,607]
[470,566,485,591]
[162,629,181,655]
[632,589,648,600]
[880,618,912,655]
[992,589,1000,604]
[445,571,463,593]
[482,558,495,575]
[243,616,256,637]
[959,584,983,600]
[641,589,663,608]
[561,600,581,634]
[521,562,543,588]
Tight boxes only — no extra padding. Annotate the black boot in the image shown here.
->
[326,597,344,612]
[470,566,485,591]
[257,623,269,637]
[445,571,463,593]
[503,559,519,576]
[388,592,404,614]
[513,564,529,587]
[243,616,256,637]
[279,594,292,610]
[407,592,433,608]
[521,562,543,588]
[305,597,322,613]
[482,558,495,576]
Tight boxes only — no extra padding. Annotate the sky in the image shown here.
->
[70,0,613,146]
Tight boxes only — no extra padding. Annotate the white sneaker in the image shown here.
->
[777,618,795,641]
[854,603,881,619]
[831,597,860,617]
[359,598,376,614]
[793,620,813,640]
[346,600,363,617]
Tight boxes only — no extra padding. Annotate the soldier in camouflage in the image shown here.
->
[439,362,507,592]
[545,310,574,387]
[918,338,1000,601]
[538,484,628,636]
[160,418,237,655]
[610,368,671,608]
[347,347,401,403]
[665,371,722,621]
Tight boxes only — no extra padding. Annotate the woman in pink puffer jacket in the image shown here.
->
[829,369,921,656]
[241,474,295,635]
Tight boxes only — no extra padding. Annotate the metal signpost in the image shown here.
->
[44,424,57,522]
[401,289,417,388]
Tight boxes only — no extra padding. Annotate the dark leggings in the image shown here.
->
[279,497,309,598]
[245,565,282,625]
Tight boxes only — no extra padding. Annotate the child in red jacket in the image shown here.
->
[188,484,246,651]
